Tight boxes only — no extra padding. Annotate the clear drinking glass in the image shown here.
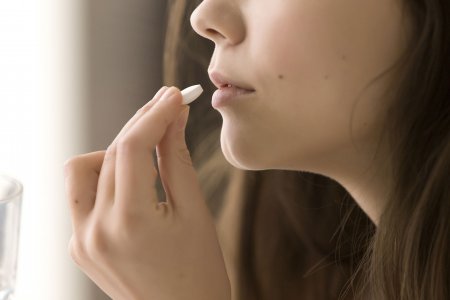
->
[0,175,23,300]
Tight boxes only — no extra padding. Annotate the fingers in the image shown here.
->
[96,86,169,208]
[114,87,185,212]
[156,106,204,213]
[64,151,106,230]
[110,86,169,148]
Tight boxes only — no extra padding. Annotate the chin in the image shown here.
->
[220,132,268,171]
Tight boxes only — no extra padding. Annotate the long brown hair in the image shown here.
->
[366,0,450,298]
[162,0,450,299]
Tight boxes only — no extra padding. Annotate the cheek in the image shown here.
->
[221,15,354,170]
[248,3,340,89]
[249,0,409,101]
[223,0,408,170]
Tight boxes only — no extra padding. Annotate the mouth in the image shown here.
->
[208,71,256,93]
[208,71,256,108]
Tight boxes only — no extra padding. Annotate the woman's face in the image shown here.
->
[191,0,411,175]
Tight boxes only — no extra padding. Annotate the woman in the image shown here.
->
[64,0,449,299]
[164,2,373,299]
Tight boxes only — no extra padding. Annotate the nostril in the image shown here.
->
[190,2,243,45]
[206,28,226,40]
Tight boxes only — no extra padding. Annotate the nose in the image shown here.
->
[190,0,245,46]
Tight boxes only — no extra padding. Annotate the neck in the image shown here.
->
[304,137,393,226]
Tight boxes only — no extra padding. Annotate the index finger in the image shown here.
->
[95,86,169,208]
[110,86,169,147]
[114,87,185,212]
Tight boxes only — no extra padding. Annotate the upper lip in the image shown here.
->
[208,71,255,92]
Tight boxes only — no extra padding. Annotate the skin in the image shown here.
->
[190,0,413,224]
[64,0,413,298]
[64,87,231,300]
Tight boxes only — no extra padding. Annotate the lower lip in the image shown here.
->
[212,87,255,108]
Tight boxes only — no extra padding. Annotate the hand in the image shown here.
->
[63,86,231,300]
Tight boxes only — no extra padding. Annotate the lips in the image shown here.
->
[208,71,256,108]
[208,71,255,93]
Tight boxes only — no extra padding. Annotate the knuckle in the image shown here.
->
[69,236,87,264]
[63,156,83,177]
[138,104,151,114]
[116,135,143,155]
[70,222,112,264]
[85,226,110,260]
[104,145,117,163]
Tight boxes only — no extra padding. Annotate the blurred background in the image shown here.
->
[0,0,167,298]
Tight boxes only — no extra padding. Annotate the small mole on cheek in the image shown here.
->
[75,200,79,204]
[278,74,284,80]
[342,55,347,61]
[324,75,329,80]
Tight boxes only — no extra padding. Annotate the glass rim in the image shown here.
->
[0,174,23,203]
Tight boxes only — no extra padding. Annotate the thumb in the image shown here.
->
[156,106,204,212]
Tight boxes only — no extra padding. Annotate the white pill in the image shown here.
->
[181,84,203,105]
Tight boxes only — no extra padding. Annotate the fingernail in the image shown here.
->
[152,86,168,102]
[161,87,178,102]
